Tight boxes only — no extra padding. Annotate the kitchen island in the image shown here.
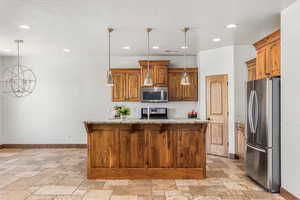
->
[84,119,208,179]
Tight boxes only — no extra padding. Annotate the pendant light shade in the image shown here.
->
[180,71,190,85]
[106,70,113,86]
[180,27,190,86]
[106,28,114,86]
[143,28,153,86]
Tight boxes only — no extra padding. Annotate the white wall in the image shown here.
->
[281,1,300,198]
[197,45,255,154]
[1,55,197,144]
[234,46,256,123]
[198,46,235,154]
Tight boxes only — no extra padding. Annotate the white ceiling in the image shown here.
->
[0,0,296,56]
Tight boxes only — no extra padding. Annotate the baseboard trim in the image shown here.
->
[2,144,87,149]
[228,153,239,159]
[281,187,300,200]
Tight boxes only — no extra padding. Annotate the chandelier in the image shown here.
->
[1,40,37,97]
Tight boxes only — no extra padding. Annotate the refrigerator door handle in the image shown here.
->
[253,90,259,133]
[247,144,266,153]
[248,90,255,133]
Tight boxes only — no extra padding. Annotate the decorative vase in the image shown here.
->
[121,115,127,120]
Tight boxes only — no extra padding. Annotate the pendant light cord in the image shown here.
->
[108,30,111,70]
[147,29,150,73]
[184,29,187,72]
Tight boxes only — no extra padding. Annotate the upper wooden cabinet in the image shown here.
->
[168,68,198,101]
[139,60,169,87]
[246,58,256,81]
[112,69,140,102]
[253,30,280,79]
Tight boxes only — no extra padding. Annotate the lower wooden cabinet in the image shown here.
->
[86,123,207,179]
[112,69,140,102]
[168,68,198,101]
[235,122,246,160]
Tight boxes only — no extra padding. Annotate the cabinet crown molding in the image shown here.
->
[139,60,170,66]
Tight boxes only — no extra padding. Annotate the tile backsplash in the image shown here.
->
[111,102,200,119]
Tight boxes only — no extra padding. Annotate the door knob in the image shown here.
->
[207,117,211,121]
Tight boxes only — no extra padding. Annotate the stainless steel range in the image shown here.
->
[246,77,281,192]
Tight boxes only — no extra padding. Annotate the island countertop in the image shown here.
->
[84,118,208,125]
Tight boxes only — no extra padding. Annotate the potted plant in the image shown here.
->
[116,107,131,120]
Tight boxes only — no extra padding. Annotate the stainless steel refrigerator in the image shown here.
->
[246,77,281,193]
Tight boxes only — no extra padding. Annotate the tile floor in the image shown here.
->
[0,149,284,200]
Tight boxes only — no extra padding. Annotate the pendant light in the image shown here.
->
[143,27,153,86]
[106,28,114,86]
[1,40,37,97]
[180,27,190,86]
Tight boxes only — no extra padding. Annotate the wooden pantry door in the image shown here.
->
[206,75,229,157]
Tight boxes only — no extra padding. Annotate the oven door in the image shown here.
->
[141,88,168,102]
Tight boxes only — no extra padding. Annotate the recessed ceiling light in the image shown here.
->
[212,38,221,42]
[19,24,31,29]
[63,48,71,53]
[152,46,159,49]
[226,24,238,29]
[181,46,188,49]
[122,46,131,50]
[2,49,12,52]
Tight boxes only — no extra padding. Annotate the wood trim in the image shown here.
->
[138,60,170,66]
[111,68,140,72]
[246,58,256,66]
[88,168,205,179]
[281,187,300,200]
[253,30,280,50]
[2,144,87,149]
[0,144,3,149]
[168,68,198,73]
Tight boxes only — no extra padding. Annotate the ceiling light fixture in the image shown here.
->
[180,27,190,86]
[63,48,71,53]
[152,46,159,49]
[143,27,153,86]
[212,38,221,42]
[3,49,11,52]
[181,46,188,49]
[122,46,131,50]
[19,25,30,29]
[106,28,114,86]
[1,40,37,97]
[226,24,238,29]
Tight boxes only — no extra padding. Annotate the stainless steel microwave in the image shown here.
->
[141,87,168,102]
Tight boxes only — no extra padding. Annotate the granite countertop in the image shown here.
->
[84,118,208,124]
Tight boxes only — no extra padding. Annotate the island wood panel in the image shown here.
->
[85,123,207,179]
[119,128,146,168]
[148,128,176,168]
[90,129,119,168]
[177,128,205,168]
